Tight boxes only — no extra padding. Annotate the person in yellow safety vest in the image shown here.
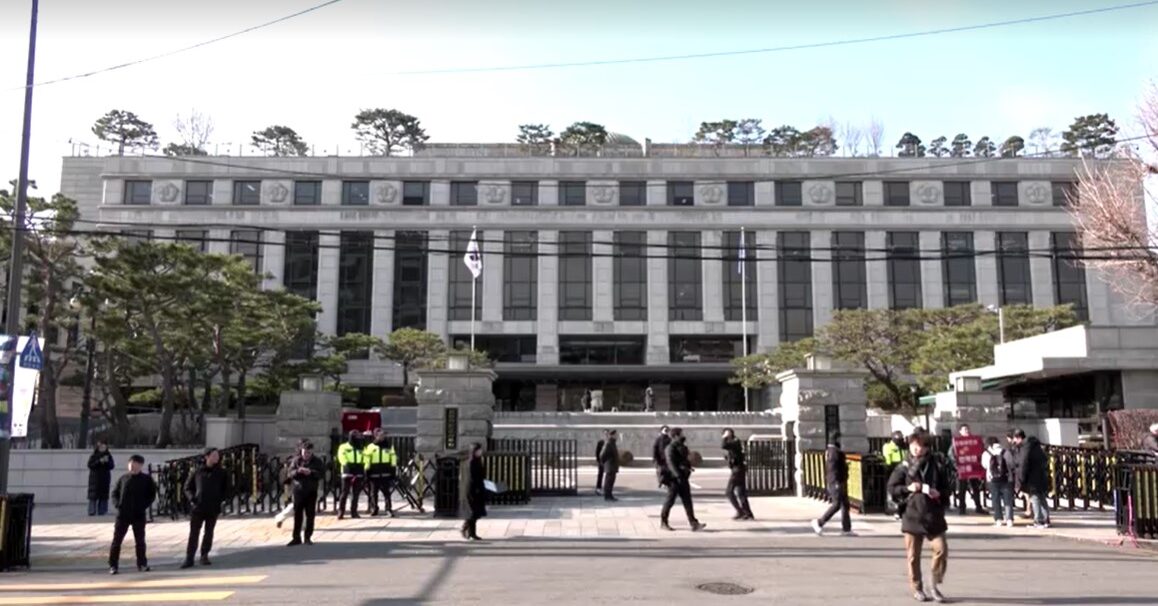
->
[364,428,399,517]
[882,430,907,519]
[336,430,367,520]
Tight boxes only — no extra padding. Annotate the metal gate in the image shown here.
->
[489,438,579,496]
[746,438,795,496]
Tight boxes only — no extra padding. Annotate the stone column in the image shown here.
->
[930,378,1008,439]
[370,230,395,340]
[646,230,670,364]
[320,180,341,206]
[536,231,560,364]
[975,230,999,307]
[865,231,888,309]
[972,181,992,207]
[863,181,884,207]
[646,181,666,206]
[426,229,450,340]
[702,230,725,323]
[1029,231,1056,308]
[755,181,775,206]
[811,230,834,330]
[755,230,779,351]
[920,231,945,309]
[316,232,340,336]
[481,229,504,323]
[592,230,614,322]
[414,367,497,458]
[429,181,450,206]
[261,230,286,290]
[275,389,342,454]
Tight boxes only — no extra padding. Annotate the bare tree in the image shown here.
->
[172,109,214,154]
[840,121,864,157]
[867,117,885,157]
[1028,127,1056,156]
[1069,83,1158,309]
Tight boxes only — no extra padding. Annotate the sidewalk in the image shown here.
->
[26,492,1153,568]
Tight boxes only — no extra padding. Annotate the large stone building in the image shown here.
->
[59,142,1146,412]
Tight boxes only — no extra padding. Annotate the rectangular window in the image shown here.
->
[232,180,261,206]
[668,231,702,321]
[723,230,756,321]
[175,229,208,253]
[775,181,803,206]
[338,232,374,336]
[668,181,695,206]
[1052,232,1089,321]
[886,232,922,309]
[727,182,754,206]
[392,232,428,329]
[832,231,867,310]
[670,336,748,363]
[558,232,593,321]
[284,231,319,301]
[503,231,538,321]
[402,181,429,206]
[943,181,971,207]
[293,181,321,206]
[451,335,537,363]
[451,181,478,206]
[511,181,538,206]
[121,229,152,245]
[613,231,647,321]
[619,181,645,206]
[230,229,263,273]
[1052,182,1078,207]
[559,336,645,365]
[184,180,212,205]
[942,232,977,306]
[561,181,586,206]
[991,181,1019,207]
[835,182,863,207]
[778,232,813,341]
[997,232,1032,306]
[123,180,152,205]
[448,230,482,321]
[884,181,911,207]
[342,181,370,206]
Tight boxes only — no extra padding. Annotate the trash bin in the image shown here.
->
[434,457,460,518]
[0,493,34,571]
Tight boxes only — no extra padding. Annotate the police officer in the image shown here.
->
[660,428,705,532]
[364,428,399,517]
[337,430,367,519]
[722,428,754,521]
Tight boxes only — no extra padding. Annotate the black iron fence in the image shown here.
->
[0,493,34,572]
[485,452,532,506]
[488,438,579,496]
[746,439,795,496]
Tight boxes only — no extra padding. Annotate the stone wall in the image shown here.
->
[275,390,342,454]
[205,416,278,451]
[414,369,496,457]
[9,449,202,505]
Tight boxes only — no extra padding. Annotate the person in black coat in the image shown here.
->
[1014,430,1051,528]
[594,429,609,495]
[600,430,620,501]
[182,447,230,569]
[87,442,115,516]
[887,433,951,603]
[722,429,754,520]
[652,425,672,488]
[287,441,327,546]
[108,454,156,575]
[810,433,851,536]
[659,428,705,531]
[462,442,487,541]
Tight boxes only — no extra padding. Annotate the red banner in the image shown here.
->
[953,435,986,481]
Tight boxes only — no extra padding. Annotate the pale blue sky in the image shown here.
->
[1,0,1156,194]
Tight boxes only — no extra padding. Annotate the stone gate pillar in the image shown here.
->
[930,376,1009,438]
[414,355,497,460]
[776,355,870,497]
[275,379,342,455]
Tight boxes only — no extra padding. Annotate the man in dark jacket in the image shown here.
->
[594,429,609,495]
[888,433,951,603]
[87,442,115,516]
[1014,430,1051,528]
[810,433,852,536]
[108,454,156,575]
[722,428,754,520]
[660,428,706,531]
[287,441,327,546]
[600,430,620,501]
[652,425,672,488]
[182,447,229,569]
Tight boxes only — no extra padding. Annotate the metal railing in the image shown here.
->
[488,438,579,496]
[746,438,795,496]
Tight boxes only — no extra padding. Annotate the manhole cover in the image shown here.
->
[696,582,754,596]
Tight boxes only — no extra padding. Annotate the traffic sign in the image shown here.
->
[18,331,42,370]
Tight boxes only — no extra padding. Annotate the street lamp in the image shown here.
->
[986,304,1005,344]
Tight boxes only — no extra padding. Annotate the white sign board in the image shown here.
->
[11,336,42,438]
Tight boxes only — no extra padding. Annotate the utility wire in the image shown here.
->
[386,1,1158,75]
[7,0,345,92]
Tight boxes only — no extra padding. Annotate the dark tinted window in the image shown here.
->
[832,231,867,310]
[504,231,538,321]
[886,232,922,309]
[727,182,754,206]
[1052,182,1078,207]
[284,231,319,301]
[884,181,910,207]
[342,181,369,206]
[338,232,374,336]
[184,180,212,205]
[392,232,428,329]
[942,232,977,306]
[559,232,592,321]
[124,180,152,205]
[776,181,802,206]
[448,230,482,321]
[511,181,538,206]
[723,230,756,321]
[561,181,586,206]
[997,232,1032,305]
[619,181,645,206]
[233,181,261,205]
[668,181,694,206]
[1052,232,1088,321]
[670,336,747,363]
[614,231,647,321]
[559,336,645,365]
[835,182,862,206]
[452,335,537,363]
[778,231,813,341]
[402,181,429,206]
[451,181,478,206]
[943,181,971,207]
[992,181,1019,207]
[293,181,321,206]
[668,232,702,321]
[230,229,262,273]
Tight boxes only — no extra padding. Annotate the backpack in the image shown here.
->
[988,450,1009,483]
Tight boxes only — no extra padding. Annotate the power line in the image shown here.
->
[7,0,345,92]
[386,1,1158,75]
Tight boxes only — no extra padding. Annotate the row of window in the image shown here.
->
[121,178,1080,208]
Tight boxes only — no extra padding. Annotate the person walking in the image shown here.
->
[1014,429,1051,528]
[462,443,487,541]
[644,386,654,412]
[810,432,852,536]
[594,429,609,496]
[1005,430,1031,519]
[108,454,156,575]
[722,428,754,520]
[364,429,399,517]
[652,425,672,488]
[274,440,306,529]
[87,441,115,516]
[181,448,229,569]
[950,425,987,515]
[882,431,907,519]
[600,430,620,501]
[982,437,1015,528]
[660,428,706,531]
[888,432,951,603]
[287,441,326,546]
[336,430,367,519]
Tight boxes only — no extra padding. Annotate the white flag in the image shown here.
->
[464,229,482,279]
[737,231,747,276]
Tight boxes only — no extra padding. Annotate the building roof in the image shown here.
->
[950,325,1158,384]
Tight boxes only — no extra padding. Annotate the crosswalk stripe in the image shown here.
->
[0,575,267,593]
[0,591,235,605]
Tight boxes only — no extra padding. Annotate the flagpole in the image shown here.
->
[470,275,477,352]
[740,227,750,413]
